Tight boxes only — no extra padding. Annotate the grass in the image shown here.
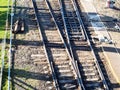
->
[0,0,11,90]
[0,0,9,39]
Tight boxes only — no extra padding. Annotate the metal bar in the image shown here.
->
[50,62,59,90]
[31,0,59,90]
[74,0,109,89]
[75,61,86,90]
[45,1,82,89]
[71,0,86,40]
[8,0,14,90]
[59,0,84,90]
[45,0,76,76]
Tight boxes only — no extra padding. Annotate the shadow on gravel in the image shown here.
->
[81,12,120,33]
[103,46,120,54]
[13,69,52,81]
[11,68,53,90]
[0,38,43,46]
[111,6,120,11]
[11,33,52,90]
[13,77,37,90]
[75,1,120,89]
[11,41,52,90]
[112,83,120,89]
[9,0,120,89]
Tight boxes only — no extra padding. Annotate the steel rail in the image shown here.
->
[60,0,109,89]
[71,0,109,89]
[71,0,86,40]
[31,0,60,90]
[45,0,73,64]
[59,0,85,90]
[45,0,82,90]
[8,0,14,90]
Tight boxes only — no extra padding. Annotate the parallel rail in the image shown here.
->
[60,0,109,90]
[32,0,80,89]
[31,0,59,89]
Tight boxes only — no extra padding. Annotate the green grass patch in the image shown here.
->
[2,69,8,90]
[0,0,11,39]
[0,0,12,90]
[0,45,9,90]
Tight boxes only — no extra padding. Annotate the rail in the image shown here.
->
[71,0,86,40]
[45,0,83,90]
[31,0,60,89]
[73,0,109,89]
[8,0,14,90]
[60,0,109,89]
[59,0,85,89]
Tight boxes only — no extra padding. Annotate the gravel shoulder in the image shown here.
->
[93,0,120,55]
[12,1,53,90]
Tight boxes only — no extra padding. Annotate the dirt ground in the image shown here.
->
[92,0,120,90]
[12,1,53,90]
[93,0,120,20]
[93,0,120,53]
[77,0,120,89]
[11,0,120,90]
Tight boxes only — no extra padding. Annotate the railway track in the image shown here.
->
[31,1,58,89]
[60,0,85,41]
[59,0,109,90]
[29,17,54,89]
[32,0,81,89]
[45,0,64,31]
[76,0,120,89]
